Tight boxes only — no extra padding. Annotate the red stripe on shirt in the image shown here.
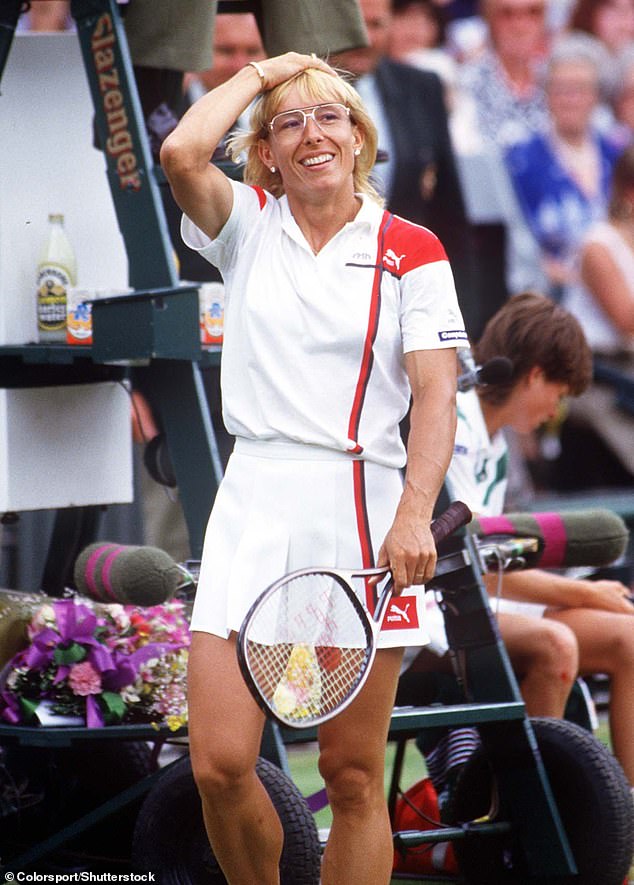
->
[352,459,377,613]
[346,211,393,451]
[250,185,267,210]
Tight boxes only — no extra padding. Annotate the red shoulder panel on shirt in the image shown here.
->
[250,185,267,210]
[381,213,447,277]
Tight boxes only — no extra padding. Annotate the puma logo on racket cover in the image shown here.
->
[381,596,420,630]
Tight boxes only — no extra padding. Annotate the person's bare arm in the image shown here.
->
[377,348,458,594]
[160,65,259,239]
[581,240,634,337]
[485,569,634,615]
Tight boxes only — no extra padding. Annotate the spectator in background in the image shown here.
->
[387,0,461,110]
[17,0,73,31]
[459,0,551,150]
[571,145,634,351]
[558,145,634,488]
[385,0,469,143]
[332,0,479,336]
[567,0,634,55]
[608,44,634,147]
[449,0,557,303]
[563,0,634,137]
[387,0,448,62]
[505,33,620,301]
[182,12,265,108]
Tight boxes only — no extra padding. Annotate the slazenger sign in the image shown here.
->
[89,13,142,192]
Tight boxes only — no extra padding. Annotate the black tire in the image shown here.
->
[132,754,321,884]
[449,717,634,884]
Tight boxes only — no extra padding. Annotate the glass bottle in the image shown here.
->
[37,213,77,342]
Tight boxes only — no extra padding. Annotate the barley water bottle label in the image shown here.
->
[37,263,70,333]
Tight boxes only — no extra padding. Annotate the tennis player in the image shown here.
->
[161,51,467,884]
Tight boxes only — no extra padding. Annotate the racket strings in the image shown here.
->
[245,640,369,723]
[243,572,372,725]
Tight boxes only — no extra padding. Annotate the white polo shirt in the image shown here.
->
[417,388,513,658]
[445,389,509,516]
[182,180,467,469]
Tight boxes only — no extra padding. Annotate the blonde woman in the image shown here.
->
[161,52,466,884]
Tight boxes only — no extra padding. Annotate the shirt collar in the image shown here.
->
[279,192,381,252]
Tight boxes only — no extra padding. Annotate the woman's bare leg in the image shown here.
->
[547,608,634,784]
[498,613,578,717]
[187,631,284,883]
[318,646,404,885]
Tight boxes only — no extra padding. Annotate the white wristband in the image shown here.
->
[248,61,267,91]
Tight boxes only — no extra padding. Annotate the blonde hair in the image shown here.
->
[226,68,384,204]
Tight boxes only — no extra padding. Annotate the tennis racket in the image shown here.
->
[237,500,472,728]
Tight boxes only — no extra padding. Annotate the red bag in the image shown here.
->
[392,777,458,875]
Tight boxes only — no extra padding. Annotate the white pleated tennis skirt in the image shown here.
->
[190,438,430,649]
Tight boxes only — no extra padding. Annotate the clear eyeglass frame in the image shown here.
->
[268,103,351,139]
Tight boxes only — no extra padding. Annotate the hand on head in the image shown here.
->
[251,52,338,92]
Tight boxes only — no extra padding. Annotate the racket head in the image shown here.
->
[237,567,379,729]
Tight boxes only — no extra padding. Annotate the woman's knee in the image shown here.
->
[318,750,383,813]
[540,619,579,678]
[600,621,634,672]
[191,744,257,802]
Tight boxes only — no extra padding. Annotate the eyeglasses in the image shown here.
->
[268,103,351,140]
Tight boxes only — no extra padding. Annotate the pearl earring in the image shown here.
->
[270,166,277,173]
[354,148,361,156]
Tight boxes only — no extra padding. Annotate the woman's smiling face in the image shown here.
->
[258,85,362,201]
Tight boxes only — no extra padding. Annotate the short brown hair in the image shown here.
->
[473,292,593,405]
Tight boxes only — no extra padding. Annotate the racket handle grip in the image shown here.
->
[431,501,472,544]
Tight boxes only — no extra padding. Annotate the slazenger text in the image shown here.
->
[91,13,141,191]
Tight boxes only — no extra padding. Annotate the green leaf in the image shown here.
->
[101,691,127,723]
[53,643,86,665]
[19,697,39,724]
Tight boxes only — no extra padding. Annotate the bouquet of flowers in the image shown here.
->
[0,597,190,730]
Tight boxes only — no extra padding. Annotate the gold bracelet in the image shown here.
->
[248,60,267,91]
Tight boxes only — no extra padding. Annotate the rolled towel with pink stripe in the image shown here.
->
[469,509,629,569]
[73,542,182,606]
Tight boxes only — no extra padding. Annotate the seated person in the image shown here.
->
[559,144,634,488]
[401,292,634,797]
[504,34,620,302]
